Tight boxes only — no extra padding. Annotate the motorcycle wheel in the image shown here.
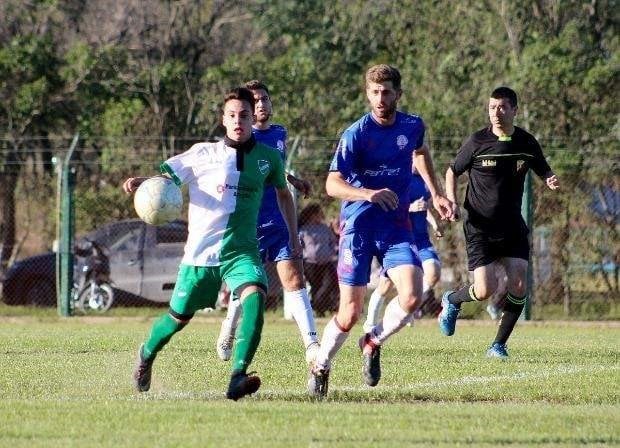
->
[75,283,114,314]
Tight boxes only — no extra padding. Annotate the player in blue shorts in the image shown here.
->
[307,65,455,398]
[217,80,320,365]
[363,170,444,331]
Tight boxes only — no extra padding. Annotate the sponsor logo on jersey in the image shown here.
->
[277,140,285,151]
[258,159,271,175]
[481,159,497,167]
[397,135,409,150]
[363,164,401,177]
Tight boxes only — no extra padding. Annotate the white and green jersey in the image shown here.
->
[161,139,286,266]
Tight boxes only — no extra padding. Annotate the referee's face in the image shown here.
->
[366,81,401,125]
[488,97,517,130]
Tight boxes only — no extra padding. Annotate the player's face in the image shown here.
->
[488,97,517,129]
[366,81,401,124]
[222,99,254,142]
[251,88,272,124]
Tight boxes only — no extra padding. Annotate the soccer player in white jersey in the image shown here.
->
[308,65,455,398]
[124,87,300,400]
[216,80,320,365]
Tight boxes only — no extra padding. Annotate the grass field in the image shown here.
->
[0,312,618,447]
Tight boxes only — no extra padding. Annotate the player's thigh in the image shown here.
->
[421,257,441,285]
[386,264,423,310]
[169,264,220,315]
[222,253,268,300]
[472,262,502,299]
[499,257,528,296]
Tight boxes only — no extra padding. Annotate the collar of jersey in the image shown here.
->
[224,135,256,171]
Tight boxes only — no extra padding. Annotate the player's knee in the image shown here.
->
[336,306,362,331]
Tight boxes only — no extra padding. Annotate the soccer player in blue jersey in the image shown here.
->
[438,87,559,359]
[363,170,444,331]
[307,65,455,398]
[217,80,320,365]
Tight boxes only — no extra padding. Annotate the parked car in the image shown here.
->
[1,219,187,306]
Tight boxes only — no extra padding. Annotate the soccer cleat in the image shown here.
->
[132,344,154,392]
[359,333,381,387]
[438,291,460,336]
[486,303,500,320]
[305,341,320,365]
[486,342,509,360]
[226,371,261,401]
[307,363,330,399]
[216,324,235,361]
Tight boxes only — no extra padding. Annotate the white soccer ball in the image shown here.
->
[133,177,183,225]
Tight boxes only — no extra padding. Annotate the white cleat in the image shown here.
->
[216,324,235,361]
[305,342,320,364]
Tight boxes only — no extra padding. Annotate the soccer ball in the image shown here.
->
[133,177,183,225]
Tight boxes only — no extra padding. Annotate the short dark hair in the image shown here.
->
[491,87,518,108]
[366,64,401,90]
[299,202,323,227]
[223,87,255,111]
[245,79,270,96]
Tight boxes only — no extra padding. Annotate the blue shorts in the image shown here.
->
[337,228,421,286]
[257,225,295,263]
[412,237,440,264]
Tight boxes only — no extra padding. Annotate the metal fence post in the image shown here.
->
[57,134,79,316]
[522,171,533,320]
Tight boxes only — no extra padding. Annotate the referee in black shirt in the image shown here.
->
[438,87,559,359]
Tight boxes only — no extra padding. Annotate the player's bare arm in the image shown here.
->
[413,145,455,220]
[444,167,461,221]
[325,171,398,211]
[286,172,312,198]
[275,186,302,258]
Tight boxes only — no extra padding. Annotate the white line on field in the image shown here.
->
[140,364,619,401]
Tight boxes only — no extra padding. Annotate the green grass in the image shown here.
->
[0,314,618,447]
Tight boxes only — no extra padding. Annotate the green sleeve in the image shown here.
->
[267,152,287,189]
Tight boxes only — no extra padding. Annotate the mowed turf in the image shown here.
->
[0,314,618,447]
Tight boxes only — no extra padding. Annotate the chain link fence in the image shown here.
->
[0,136,618,319]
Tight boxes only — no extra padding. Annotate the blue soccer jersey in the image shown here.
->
[408,172,432,244]
[254,125,287,229]
[329,111,425,234]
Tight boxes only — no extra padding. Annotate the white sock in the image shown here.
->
[315,317,349,370]
[284,288,319,347]
[221,298,242,335]
[364,289,386,330]
[371,297,414,345]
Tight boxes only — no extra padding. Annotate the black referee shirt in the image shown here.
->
[451,126,551,232]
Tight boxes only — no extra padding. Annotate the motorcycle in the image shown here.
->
[72,239,114,314]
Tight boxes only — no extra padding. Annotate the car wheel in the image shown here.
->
[24,279,56,307]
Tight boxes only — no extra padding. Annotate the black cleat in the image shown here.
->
[226,372,261,401]
[307,363,330,399]
[133,344,154,392]
[359,333,381,387]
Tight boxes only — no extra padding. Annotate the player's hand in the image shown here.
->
[122,177,148,194]
[546,174,560,190]
[409,197,427,212]
[288,175,312,198]
[367,188,399,211]
[433,226,444,238]
[432,195,456,221]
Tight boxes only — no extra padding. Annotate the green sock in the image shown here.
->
[143,312,188,360]
[232,291,265,374]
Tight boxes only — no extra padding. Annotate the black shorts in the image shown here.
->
[464,220,530,271]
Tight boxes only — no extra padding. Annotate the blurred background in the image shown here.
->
[0,0,617,319]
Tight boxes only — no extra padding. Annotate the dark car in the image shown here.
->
[1,219,187,306]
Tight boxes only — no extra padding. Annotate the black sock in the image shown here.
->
[448,285,478,306]
[493,293,527,345]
